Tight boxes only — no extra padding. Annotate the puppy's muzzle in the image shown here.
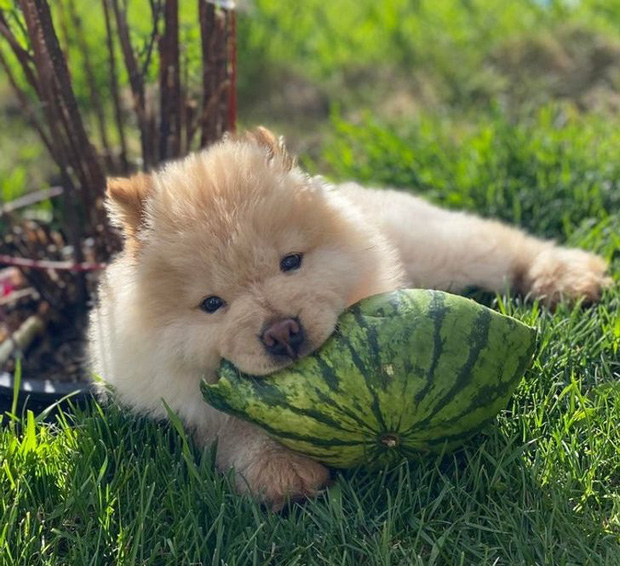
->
[261,318,304,359]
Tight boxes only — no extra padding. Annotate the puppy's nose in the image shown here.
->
[261,318,304,358]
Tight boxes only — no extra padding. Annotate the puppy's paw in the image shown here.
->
[237,447,330,511]
[525,247,612,305]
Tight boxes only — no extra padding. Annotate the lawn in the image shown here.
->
[2,108,618,563]
[1,0,620,564]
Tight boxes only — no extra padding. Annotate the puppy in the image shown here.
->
[89,127,610,509]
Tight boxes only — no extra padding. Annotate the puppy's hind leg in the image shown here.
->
[349,186,612,305]
[403,204,610,304]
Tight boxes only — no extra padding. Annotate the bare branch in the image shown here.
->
[109,0,153,169]
[227,8,236,132]
[198,1,232,146]
[158,0,180,160]
[0,10,39,93]
[53,0,72,64]
[101,0,128,172]
[66,0,113,169]
[1,186,63,215]
[0,315,45,367]
[140,0,162,77]
[0,254,105,272]
[0,45,53,154]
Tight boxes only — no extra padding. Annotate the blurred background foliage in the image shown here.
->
[1,0,620,209]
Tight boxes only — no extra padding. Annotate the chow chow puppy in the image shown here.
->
[89,127,610,509]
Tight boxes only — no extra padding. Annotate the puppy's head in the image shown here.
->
[106,128,393,377]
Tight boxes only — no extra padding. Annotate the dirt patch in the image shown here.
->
[1,217,101,384]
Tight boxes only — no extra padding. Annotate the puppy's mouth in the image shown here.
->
[254,317,340,376]
[234,339,319,377]
[267,341,315,365]
[226,317,339,377]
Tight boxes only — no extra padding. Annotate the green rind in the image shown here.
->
[201,289,537,469]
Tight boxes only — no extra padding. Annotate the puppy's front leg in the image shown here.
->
[197,417,330,510]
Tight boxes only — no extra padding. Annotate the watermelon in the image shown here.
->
[201,289,536,469]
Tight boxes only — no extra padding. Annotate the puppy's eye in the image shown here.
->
[199,296,225,313]
[280,253,303,272]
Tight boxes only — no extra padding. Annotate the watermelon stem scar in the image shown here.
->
[202,289,537,469]
[380,433,400,448]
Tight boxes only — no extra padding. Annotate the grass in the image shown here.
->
[2,0,620,563]
[320,105,620,241]
[2,106,619,563]
[1,295,619,564]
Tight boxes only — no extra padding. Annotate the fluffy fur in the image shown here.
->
[89,127,611,509]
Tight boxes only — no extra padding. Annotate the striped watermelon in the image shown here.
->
[201,289,536,469]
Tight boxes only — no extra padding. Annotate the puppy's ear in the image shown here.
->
[106,173,153,243]
[242,126,295,171]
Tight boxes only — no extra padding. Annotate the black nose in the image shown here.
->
[261,318,304,358]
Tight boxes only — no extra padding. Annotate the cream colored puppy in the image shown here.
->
[89,128,610,508]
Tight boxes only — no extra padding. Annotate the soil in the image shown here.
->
[1,283,89,384]
[0,206,107,386]
[0,252,98,385]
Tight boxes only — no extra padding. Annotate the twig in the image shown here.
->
[67,0,114,169]
[0,11,39,93]
[0,46,53,154]
[189,79,229,147]
[0,315,46,367]
[227,9,236,132]
[140,0,162,77]
[0,255,106,272]
[101,0,128,172]
[0,288,38,307]
[54,0,72,64]
[199,0,216,146]
[31,0,106,207]
[20,0,89,221]
[5,7,30,48]
[158,0,180,160]
[110,0,152,169]
[19,0,89,278]
[198,1,233,146]
[1,186,64,215]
